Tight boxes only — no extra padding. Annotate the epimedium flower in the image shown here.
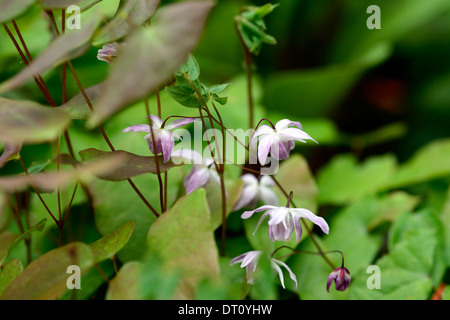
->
[251,118,317,165]
[327,266,351,292]
[171,149,220,194]
[97,42,122,64]
[241,199,329,242]
[230,250,297,289]
[233,174,278,211]
[123,115,197,163]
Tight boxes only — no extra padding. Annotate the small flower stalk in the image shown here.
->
[327,251,351,292]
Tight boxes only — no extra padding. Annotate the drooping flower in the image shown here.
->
[230,250,298,289]
[97,42,121,64]
[241,205,329,242]
[171,149,220,194]
[123,115,196,163]
[233,174,278,211]
[251,119,317,165]
[327,266,351,292]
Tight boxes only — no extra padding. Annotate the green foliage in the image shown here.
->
[0,0,449,301]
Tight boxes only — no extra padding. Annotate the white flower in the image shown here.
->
[241,205,329,242]
[251,119,317,165]
[230,250,298,289]
[123,115,196,163]
[233,174,278,211]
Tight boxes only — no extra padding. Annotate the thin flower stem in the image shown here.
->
[234,19,254,129]
[18,156,58,225]
[63,182,79,224]
[65,60,160,218]
[145,98,165,213]
[271,245,343,268]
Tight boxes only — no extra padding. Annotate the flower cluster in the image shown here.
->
[123,110,349,293]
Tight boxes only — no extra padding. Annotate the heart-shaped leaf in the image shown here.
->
[87,0,214,127]
[0,242,95,300]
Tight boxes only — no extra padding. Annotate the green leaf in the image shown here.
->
[234,3,279,55]
[92,0,161,46]
[106,261,142,300]
[0,0,35,23]
[317,153,397,205]
[5,219,46,262]
[38,0,98,9]
[165,85,202,109]
[0,258,23,297]
[176,54,201,82]
[0,232,19,266]
[147,189,219,299]
[385,138,450,189]
[0,19,99,94]
[89,221,135,263]
[0,98,71,145]
[87,0,214,127]
[79,148,181,180]
[0,242,95,300]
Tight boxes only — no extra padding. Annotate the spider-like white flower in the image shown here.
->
[123,115,196,163]
[242,205,329,242]
[233,174,278,211]
[230,250,298,289]
[251,119,317,165]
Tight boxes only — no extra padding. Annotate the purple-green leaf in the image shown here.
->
[147,189,219,299]
[87,0,215,127]
[0,153,124,192]
[0,0,35,23]
[0,142,22,168]
[0,98,71,144]
[79,148,181,180]
[92,0,161,46]
[0,19,98,94]
[59,82,105,120]
[0,242,94,300]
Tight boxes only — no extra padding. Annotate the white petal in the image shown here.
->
[241,205,278,219]
[278,127,318,144]
[257,135,274,165]
[258,186,278,206]
[275,119,302,131]
[272,258,298,289]
[233,184,259,211]
[290,208,329,234]
[268,207,290,226]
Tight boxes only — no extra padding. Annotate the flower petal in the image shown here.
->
[241,173,258,186]
[233,184,259,211]
[272,258,298,289]
[149,115,163,128]
[252,211,271,236]
[275,119,302,131]
[278,127,317,144]
[122,124,150,133]
[290,208,329,234]
[267,207,290,226]
[293,214,303,242]
[184,167,210,194]
[259,186,278,206]
[257,134,274,165]
[160,130,174,163]
[241,205,278,219]
[164,117,197,130]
